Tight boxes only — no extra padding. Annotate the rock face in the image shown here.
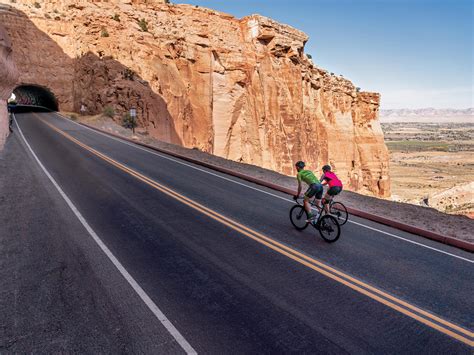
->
[427,182,474,218]
[0,1,390,196]
[0,22,18,149]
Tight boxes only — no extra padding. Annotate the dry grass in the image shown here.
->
[390,151,473,201]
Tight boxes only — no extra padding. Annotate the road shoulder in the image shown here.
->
[0,132,183,352]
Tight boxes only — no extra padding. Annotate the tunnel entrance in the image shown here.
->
[11,85,58,112]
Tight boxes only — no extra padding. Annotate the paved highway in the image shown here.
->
[6,111,473,353]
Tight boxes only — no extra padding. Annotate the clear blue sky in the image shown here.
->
[177,0,473,109]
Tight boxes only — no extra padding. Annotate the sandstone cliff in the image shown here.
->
[0,22,18,149]
[0,0,390,196]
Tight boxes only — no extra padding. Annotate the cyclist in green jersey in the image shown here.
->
[293,161,324,222]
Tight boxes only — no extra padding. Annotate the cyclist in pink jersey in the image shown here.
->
[320,165,343,213]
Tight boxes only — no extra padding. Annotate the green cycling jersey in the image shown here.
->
[297,169,319,186]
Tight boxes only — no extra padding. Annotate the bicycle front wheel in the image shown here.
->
[330,202,348,225]
[289,205,309,231]
[318,215,341,243]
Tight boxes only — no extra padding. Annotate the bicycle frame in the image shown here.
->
[294,198,325,225]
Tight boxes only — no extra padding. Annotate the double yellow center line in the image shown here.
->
[38,115,473,346]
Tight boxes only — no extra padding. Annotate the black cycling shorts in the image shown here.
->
[327,186,342,196]
[305,183,323,199]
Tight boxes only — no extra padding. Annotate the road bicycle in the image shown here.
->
[289,198,341,243]
[326,199,348,226]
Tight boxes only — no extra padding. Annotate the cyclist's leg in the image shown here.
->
[314,185,324,213]
[303,195,312,215]
[303,185,317,218]
[326,186,342,212]
[323,192,332,213]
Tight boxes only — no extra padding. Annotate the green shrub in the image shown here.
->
[112,14,120,22]
[103,106,115,118]
[101,27,109,37]
[69,114,78,121]
[306,54,312,59]
[138,18,148,32]
[123,68,135,80]
[356,87,361,92]
[122,112,137,132]
[34,2,41,8]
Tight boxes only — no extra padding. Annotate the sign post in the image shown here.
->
[130,108,137,134]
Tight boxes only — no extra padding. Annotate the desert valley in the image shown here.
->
[380,109,474,218]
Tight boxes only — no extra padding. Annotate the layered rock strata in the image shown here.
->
[0,22,18,149]
[0,1,390,196]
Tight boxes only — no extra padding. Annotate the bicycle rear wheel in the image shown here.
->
[318,215,340,243]
[330,202,348,225]
[289,205,309,230]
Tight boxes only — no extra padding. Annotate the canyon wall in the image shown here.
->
[0,1,390,196]
[0,22,18,149]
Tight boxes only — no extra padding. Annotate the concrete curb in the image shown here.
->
[78,121,474,253]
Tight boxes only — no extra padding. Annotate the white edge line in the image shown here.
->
[53,113,474,263]
[14,114,197,355]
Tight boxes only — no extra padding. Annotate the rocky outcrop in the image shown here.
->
[0,22,18,149]
[0,1,390,196]
[427,182,474,218]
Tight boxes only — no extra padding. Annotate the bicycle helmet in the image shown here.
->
[322,164,331,172]
[295,161,305,169]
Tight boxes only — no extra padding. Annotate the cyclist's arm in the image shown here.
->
[320,173,328,185]
[296,180,302,197]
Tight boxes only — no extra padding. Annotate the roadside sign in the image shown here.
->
[130,108,136,117]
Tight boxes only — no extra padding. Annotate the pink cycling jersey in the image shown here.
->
[321,171,343,188]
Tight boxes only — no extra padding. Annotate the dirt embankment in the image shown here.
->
[68,113,474,244]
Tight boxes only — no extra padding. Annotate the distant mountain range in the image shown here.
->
[380,108,473,123]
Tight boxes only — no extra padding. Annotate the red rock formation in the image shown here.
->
[0,22,18,149]
[0,1,390,196]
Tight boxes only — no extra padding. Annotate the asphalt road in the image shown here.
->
[3,111,473,353]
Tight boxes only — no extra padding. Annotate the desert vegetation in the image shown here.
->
[102,106,115,118]
[382,122,474,217]
[383,122,474,152]
[138,18,148,32]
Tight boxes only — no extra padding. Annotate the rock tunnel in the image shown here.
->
[12,85,59,111]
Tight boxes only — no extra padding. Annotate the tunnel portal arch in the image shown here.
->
[12,84,59,111]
